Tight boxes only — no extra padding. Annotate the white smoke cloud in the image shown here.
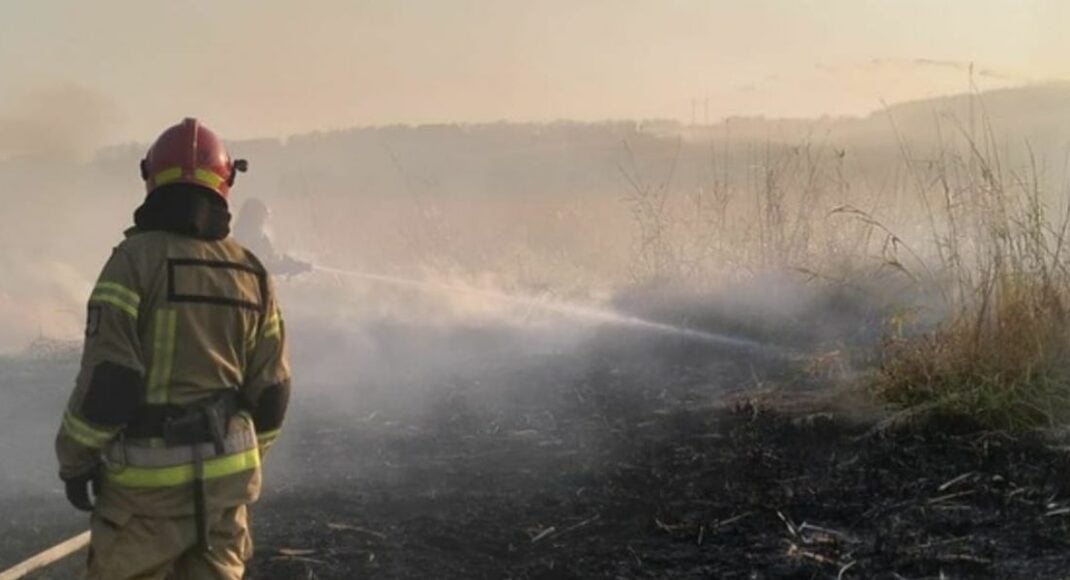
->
[0,83,125,162]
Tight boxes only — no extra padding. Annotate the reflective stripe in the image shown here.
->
[106,429,258,468]
[152,167,183,187]
[62,411,118,449]
[146,309,178,404]
[93,282,140,307]
[193,168,225,188]
[105,447,260,488]
[257,428,280,447]
[89,281,140,319]
[152,167,225,189]
[88,293,139,319]
[263,311,282,340]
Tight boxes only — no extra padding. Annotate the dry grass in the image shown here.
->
[612,94,1070,431]
[870,102,1070,430]
[877,282,1070,429]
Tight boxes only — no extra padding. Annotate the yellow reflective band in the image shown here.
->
[153,167,183,187]
[89,293,138,319]
[194,168,224,188]
[263,311,282,340]
[257,428,281,445]
[146,309,178,404]
[93,282,140,307]
[62,412,117,449]
[105,447,261,488]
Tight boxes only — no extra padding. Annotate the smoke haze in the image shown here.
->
[3,4,1070,576]
[4,1,1069,142]
[0,83,124,161]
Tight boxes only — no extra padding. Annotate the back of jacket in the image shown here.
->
[56,230,291,518]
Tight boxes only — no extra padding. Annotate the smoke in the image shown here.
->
[0,83,125,162]
[274,267,879,419]
[0,255,89,352]
[0,94,1058,551]
[0,84,133,352]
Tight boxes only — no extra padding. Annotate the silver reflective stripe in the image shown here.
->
[106,429,258,469]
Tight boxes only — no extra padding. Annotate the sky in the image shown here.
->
[1,0,1068,149]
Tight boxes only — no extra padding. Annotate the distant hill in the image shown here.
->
[78,85,1070,251]
[664,82,1070,150]
[87,83,1070,194]
[872,81,1070,139]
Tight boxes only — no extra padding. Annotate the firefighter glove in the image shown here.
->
[63,469,100,512]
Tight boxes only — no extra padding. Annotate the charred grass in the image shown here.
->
[248,334,1070,579]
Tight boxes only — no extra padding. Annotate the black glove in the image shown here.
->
[64,470,100,512]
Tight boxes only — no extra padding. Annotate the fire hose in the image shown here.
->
[0,531,90,580]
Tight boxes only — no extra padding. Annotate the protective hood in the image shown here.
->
[132,184,231,240]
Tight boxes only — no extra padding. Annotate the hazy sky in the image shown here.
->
[2,0,1068,147]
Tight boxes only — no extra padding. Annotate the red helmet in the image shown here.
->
[140,118,247,199]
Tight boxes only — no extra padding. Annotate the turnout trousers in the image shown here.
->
[85,504,251,580]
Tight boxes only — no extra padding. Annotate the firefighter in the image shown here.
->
[55,118,291,579]
[233,197,313,276]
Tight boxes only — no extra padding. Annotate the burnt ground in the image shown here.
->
[249,403,1070,580]
[3,325,1070,579]
[245,327,1070,580]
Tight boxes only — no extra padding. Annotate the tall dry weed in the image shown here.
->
[873,100,1070,429]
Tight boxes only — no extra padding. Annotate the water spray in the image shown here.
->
[312,265,785,355]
